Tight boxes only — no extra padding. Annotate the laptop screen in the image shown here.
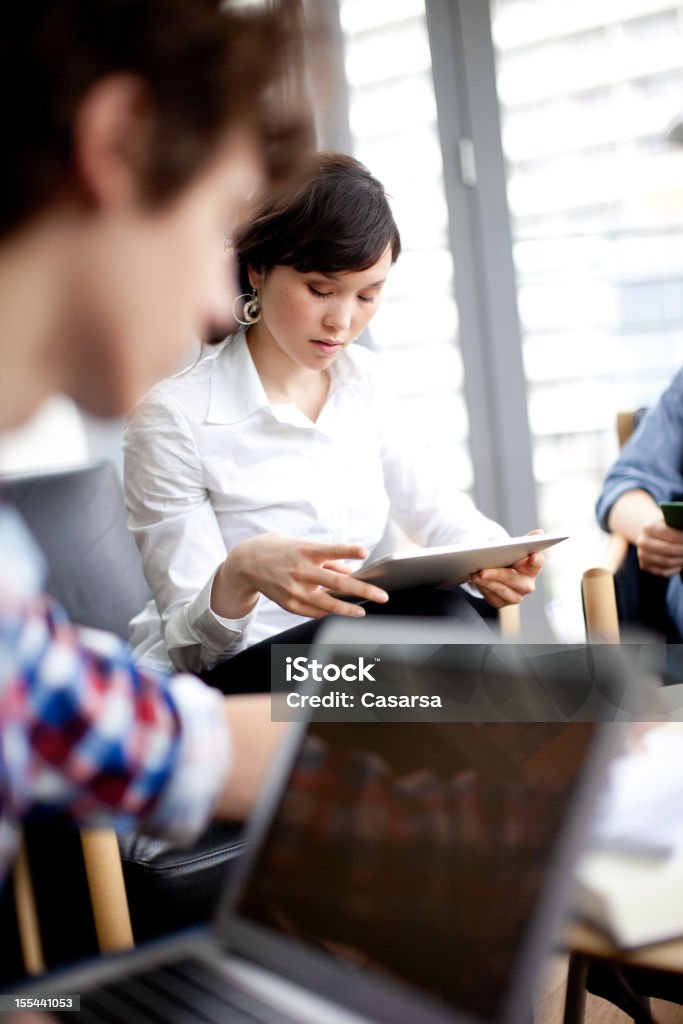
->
[235,704,598,1021]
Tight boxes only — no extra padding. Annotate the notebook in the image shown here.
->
[574,721,683,948]
[21,622,631,1024]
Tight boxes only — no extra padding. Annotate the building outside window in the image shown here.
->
[338,0,683,637]
[492,0,683,634]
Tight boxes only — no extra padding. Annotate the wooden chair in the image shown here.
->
[582,557,624,642]
[498,602,521,639]
[14,829,134,976]
[582,409,650,642]
[13,840,44,975]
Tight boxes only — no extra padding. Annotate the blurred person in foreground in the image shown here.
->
[0,0,311,891]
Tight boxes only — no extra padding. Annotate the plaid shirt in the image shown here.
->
[0,503,229,886]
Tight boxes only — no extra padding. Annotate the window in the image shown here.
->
[338,0,474,489]
[492,0,683,635]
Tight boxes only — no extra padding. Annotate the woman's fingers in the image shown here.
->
[313,565,388,604]
[511,530,546,576]
[511,550,545,576]
[469,528,547,608]
[306,542,369,562]
[473,578,523,608]
[255,539,388,614]
[471,566,537,608]
[322,560,355,575]
[288,542,387,604]
[286,592,368,619]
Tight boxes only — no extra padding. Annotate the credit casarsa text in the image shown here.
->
[286,692,443,708]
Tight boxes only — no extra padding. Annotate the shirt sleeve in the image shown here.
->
[596,368,683,530]
[124,394,259,672]
[0,593,229,850]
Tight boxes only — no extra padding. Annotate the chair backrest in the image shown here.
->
[1,461,151,639]
[615,406,649,450]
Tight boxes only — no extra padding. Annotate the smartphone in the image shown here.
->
[660,501,683,530]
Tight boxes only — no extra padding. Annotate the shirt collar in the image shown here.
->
[206,329,271,425]
[206,327,365,426]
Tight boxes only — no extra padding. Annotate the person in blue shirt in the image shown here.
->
[596,367,683,639]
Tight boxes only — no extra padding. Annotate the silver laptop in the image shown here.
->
[23,621,634,1024]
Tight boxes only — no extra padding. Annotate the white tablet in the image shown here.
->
[346,533,568,593]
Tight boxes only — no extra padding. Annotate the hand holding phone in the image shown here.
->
[659,503,683,580]
[660,502,683,531]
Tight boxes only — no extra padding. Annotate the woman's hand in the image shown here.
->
[212,534,389,620]
[635,517,683,577]
[470,529,545,609]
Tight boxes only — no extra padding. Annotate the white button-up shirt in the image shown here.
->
[123,330,507,672]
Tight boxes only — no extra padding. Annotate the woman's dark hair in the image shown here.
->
[233,151,401,293]
[0,0,312,238]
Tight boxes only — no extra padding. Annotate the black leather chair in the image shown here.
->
[1,462,246,965]
[3,461,152,638]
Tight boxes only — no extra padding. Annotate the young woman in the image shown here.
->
[124,153,544,687]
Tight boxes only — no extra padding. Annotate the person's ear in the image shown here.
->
[72,74,154,209]
[247,266,265,291]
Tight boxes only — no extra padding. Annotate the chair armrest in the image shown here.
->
[582,568,620,642]
[602,533,629,576]
[581,533,631,642]
[80,829,134,953]
[498,603,521,639]
[13,840,45,976]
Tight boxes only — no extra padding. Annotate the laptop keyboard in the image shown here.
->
[58,955,296,1024]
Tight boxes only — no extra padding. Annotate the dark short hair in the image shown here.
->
[0,0,312,238]
[233,151,401,293]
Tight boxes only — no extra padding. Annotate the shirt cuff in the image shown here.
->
[185,572,260,656]
[142,674,230,844]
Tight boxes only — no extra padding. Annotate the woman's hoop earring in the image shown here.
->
[232,289,261,326]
